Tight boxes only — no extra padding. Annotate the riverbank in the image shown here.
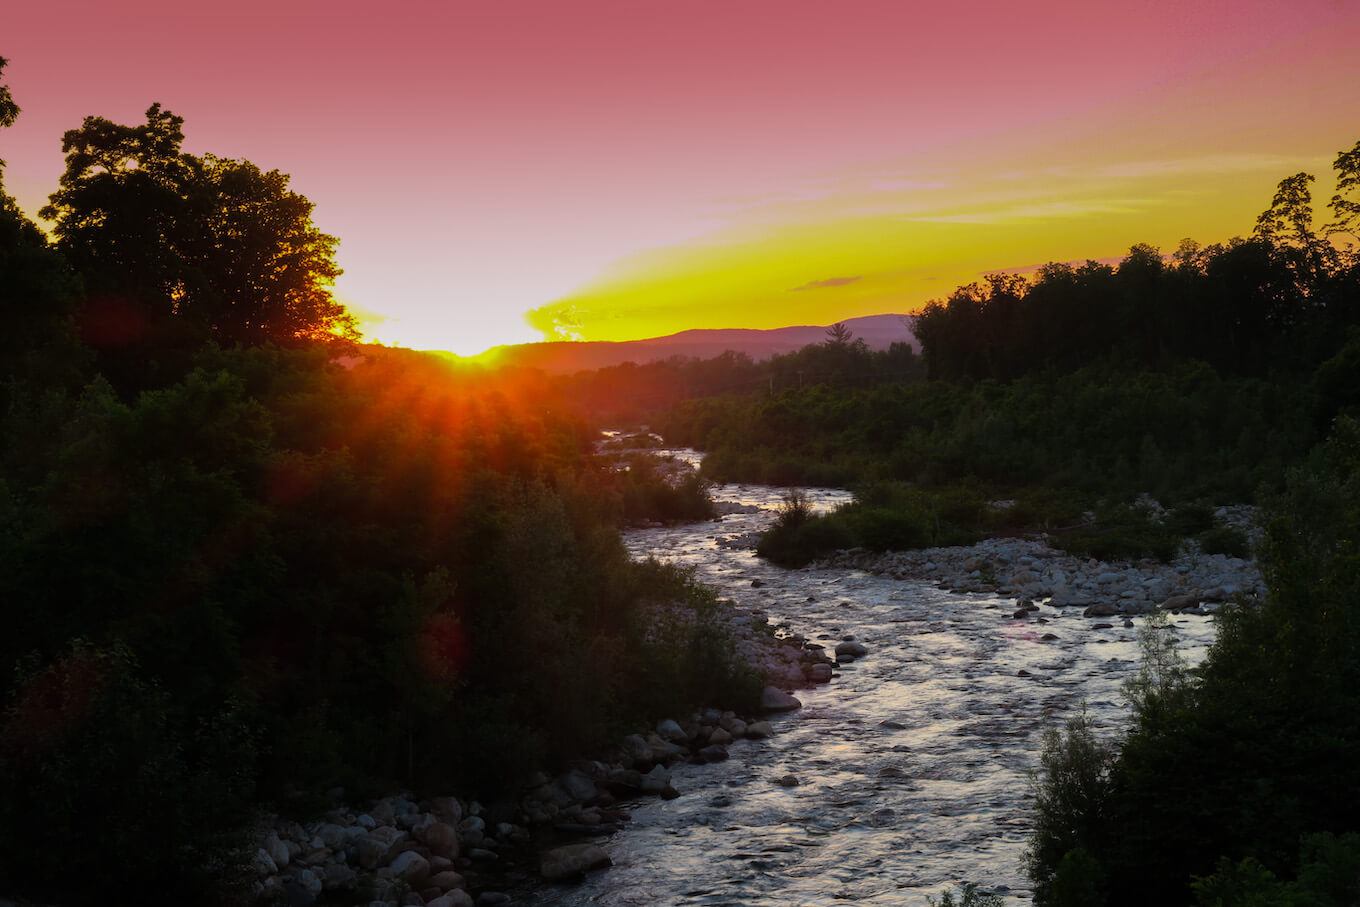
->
[245,476,1261,906]
[815,504,1263,617]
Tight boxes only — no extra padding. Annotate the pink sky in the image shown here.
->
[4,0,1359,354]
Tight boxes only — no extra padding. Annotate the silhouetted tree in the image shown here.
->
[41,104,355,349]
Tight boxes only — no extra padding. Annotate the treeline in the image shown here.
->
[647,146,1360,566]
[913,161,1360,383]
[559,334,924,424]
[0,59,754,903]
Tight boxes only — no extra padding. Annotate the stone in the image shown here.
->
[541,843,613,881]
[834,640,869,658]
[253,847,278,876]
[479,893,511,905]
[720,715,749,737]
[746,720,774,738]
[708,727,734,746]
[1161,593,1199,610]
[555,769,598,803]
[1083,602,1118,618]
[656,718,689,744]
[760,686,801,711]
[429,796,463,826]
[641,764,671,794]
[620,733,652,767]
[422,821,459,859]
[322,863,357,891]
[389,851,431,885]
[263,831,290,870]
[806,662,834,683]
[777,774,799,787]
[697,743,730,762]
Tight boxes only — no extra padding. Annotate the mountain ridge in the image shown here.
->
[468,313,916,374]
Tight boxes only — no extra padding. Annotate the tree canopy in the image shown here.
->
[41,104,356,348]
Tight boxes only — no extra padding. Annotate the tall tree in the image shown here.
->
[1329,139,1360,251]
[41,105,355,347]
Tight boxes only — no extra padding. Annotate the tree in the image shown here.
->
[1328,139,1360,250]
[41,104,356,348]
[825,321,853,345]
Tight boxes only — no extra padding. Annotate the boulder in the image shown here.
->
[656,718,689,744]
[541,843,612,882]
[708,727,734,746]
[806,662,834,683]
[1083,602,1118,618]
[263,831,290,870]
[422,821,459,859]
[389,850,431,885]
[746,720,774,738]
[760,686,801,712]
[640,764,671,794]
[555,769,598,804]
[429,870,467,891]
[697,743,730,762]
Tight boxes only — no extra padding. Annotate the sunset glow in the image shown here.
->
[5,0,1360,354]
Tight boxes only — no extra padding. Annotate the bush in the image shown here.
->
[1024,707,1118,906]
[1196,525,1250,558]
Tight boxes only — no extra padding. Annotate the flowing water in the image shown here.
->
[535,452,1216,906]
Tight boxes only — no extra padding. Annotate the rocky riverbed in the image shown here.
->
[243,447,1262,906]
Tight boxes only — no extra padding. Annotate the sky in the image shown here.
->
[3,0,1360,355]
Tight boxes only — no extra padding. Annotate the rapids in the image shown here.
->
[536,451,1215,905]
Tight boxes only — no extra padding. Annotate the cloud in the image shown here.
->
[790,276,862,291]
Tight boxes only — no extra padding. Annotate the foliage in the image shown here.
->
[1024,417,1360,906]
[40,104,356,357]
[0,343,750,902]
[1191,833,1360,907]
[1024,707,1119,906]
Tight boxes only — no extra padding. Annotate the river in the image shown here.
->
[533,450,1216,906]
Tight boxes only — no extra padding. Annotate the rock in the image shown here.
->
[541,843,613,881]
[656,718,689,744]
[641,763,671,793]
[697,743,730,762]
[720,715,749,737]
[1083,602,1118,618]
[620,733,652,767]
[708,727,734,746]
[746,720,774,738]
[806,662,834,683]
[355,827,406,870]
[253,847,278,876]
[1091,622,1114,630]
[422,821,459,859]
[835,641,869,658]
[879,719,906,730]
[428,869,467,892]
[760,686,802,711]
[389,851,431,885]
[263,831,290,870]
[555,769,598,803]
[322,863,356,891]
[776,774,799,787]
[1162,593,1199,610]
[317,822,347,849]
[661,784,681,800]
[479,894,511,905]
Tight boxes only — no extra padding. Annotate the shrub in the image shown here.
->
[1196,525,1250,558]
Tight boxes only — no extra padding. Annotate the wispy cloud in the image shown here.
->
[904,199,1147,225]
[791,276,862,291]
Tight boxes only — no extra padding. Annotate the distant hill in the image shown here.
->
[477,314,916,374]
